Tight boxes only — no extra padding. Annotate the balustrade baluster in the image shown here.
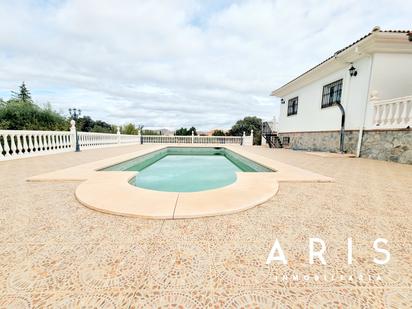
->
[403,99,411,124]
[389,102,397,125]
[0,135,4,158]
[38,135,44,151]
[22,134,29,155]
[27,134,34,153]
[48,134,52,150]
[54,134,58,150]
[64,134,69,148]
[373,106,378,125]
[16,134,23,155]
[382,104,390,126]
[9,134,17,156]
[3,134,11,157]
[48,134,53,150]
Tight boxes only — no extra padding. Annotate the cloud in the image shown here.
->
[0,0,410,129]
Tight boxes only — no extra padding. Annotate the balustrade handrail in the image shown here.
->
[141,135,242,138]
[0,129,72,134]
[372,95,412,106]
[371,95,412,128]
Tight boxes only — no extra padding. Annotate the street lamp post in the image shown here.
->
[69,108,81,152]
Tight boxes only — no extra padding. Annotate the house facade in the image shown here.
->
[271,28,412,164]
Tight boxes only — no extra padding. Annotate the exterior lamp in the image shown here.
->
[280,98,285,104]
[407,31,412,42]
[349,65,358,77]
[69,108,81,152]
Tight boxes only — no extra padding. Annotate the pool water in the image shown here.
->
[101,147,273,192]
[134,155,241,192]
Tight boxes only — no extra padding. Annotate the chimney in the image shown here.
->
[371,26,381,32]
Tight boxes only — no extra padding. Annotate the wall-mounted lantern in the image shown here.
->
[280,98,285,104]
[349,65,358,77]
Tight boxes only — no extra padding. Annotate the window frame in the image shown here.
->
[321,79,343,109]
[287,96,299,116]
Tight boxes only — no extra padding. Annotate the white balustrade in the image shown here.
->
[0,127,251,161]
[119,134,141,144]
[0,130,73,161]
[141,135,243,145]
[77,132,119,149]
[372,95,412,128]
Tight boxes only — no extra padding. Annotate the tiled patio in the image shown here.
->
[1,145,411,308]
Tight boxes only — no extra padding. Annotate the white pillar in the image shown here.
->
[70,120,76,149]
[117,126,121,144]
[138,129,142,144]
[191,131,194,144]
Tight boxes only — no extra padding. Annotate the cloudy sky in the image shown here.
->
[0,0,410,130]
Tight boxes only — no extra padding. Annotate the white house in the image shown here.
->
[271,27,412,164]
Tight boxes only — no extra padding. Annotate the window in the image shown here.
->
[287,97,298,116]
[282,136,290,145]
[321,79,343,108]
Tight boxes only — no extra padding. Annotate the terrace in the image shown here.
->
[1,143,411,307]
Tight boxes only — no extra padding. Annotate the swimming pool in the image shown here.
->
[101,147,273,192]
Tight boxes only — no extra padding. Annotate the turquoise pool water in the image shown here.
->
[134,155,241,192]
[102,147,273,192]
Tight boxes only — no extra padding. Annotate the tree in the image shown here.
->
[175,127,197,136]
[76,116,94,132]
[1,83,123,132]
[175,127,188,136]
[11,82,32,103]
[212,129,226,136]
[92,120,115,133]
[0,99,68,130]
[188,126,197,136]
[122,123,139,135]
[228,116,262,145]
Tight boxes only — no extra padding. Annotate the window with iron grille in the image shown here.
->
[282,136,290,145]
[287,97,298,116]
[321,79,343,108]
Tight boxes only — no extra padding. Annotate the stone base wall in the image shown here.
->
[279,129,412,164]
[279,131,359,154]
[360,129,412,164]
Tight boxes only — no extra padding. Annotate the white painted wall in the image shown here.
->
[364,53,412,128]
[278,56,372,132]
[370,53,412,100]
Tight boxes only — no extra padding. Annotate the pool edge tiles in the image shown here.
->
[27,145,333,219]
[75,170,280,219]
[100,147,275,173]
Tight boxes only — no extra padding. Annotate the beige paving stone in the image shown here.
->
[0,144,411,307]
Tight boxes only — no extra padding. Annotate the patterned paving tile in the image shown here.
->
[0,145,411,306]
[146,239,212,291]
[6,244,90,294]
[78,243,149,292]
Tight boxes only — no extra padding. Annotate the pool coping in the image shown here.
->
[27,144,333,219]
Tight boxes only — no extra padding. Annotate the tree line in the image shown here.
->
[0,83,262,144]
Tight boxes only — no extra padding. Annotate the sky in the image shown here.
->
[0,0,410,130]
